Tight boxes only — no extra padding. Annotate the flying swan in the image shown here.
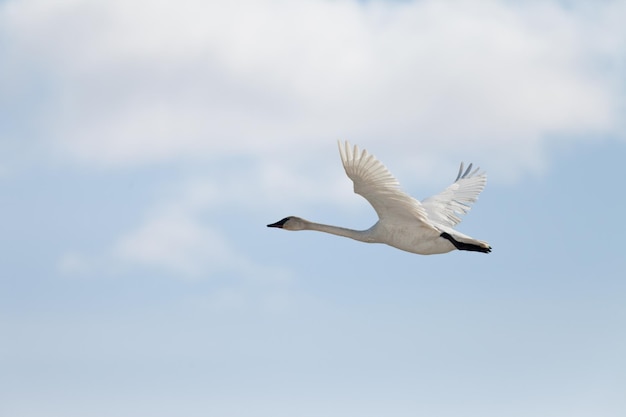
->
[268,141,491,255]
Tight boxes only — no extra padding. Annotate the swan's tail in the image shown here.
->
[440,232,491,253]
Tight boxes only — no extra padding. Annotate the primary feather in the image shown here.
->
[421,162,487,227]
[338,141,433,227]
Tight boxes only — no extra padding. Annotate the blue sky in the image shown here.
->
[1,0,625,416]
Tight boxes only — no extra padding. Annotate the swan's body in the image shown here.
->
[268,141,491,255]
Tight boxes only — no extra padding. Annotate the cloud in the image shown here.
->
[107,180,250,278]
[54,173,294,281]
[112,209,237,277]
[8,0,624,283]
[1,0,624,178]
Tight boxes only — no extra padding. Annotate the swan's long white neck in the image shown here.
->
[302,220,376,243]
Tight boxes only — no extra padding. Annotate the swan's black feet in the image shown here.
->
[440,232,491,253]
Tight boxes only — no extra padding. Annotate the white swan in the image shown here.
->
[268,141,491,255]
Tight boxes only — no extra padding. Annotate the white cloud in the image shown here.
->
[112,210,237,277]
[11,0,624,284]
[109,179,241,278]
[53,174,294,280]
[1,0,624,178]
[106,175,295,280]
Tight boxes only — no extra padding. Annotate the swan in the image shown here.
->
[267,141,491,255]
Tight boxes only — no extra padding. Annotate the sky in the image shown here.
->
[1,0,625,416]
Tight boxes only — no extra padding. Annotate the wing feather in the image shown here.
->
[338,141,433,227]
[421,162,487,227]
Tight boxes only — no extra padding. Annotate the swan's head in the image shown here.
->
[267,216,308,231]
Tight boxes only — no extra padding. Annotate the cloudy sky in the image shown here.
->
[1,0,625,416]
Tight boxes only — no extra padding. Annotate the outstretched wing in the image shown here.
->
[421,162,487,228]
[338,141,434,227]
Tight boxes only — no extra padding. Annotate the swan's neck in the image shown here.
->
[303,221,375,243]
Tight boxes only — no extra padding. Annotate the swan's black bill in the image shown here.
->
[267,217,289,228]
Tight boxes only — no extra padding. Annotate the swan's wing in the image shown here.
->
[421,162,487,228]
[338,141,433,227]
